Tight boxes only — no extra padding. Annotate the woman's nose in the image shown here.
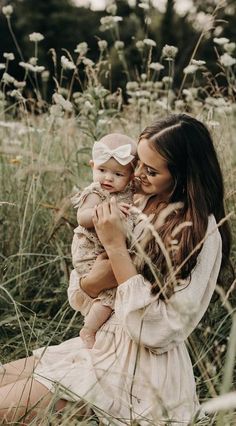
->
[135,162,145,178]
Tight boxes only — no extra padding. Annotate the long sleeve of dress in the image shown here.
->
[67,269,94,316]
[114,215,222,354]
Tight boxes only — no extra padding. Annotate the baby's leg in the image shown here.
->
[0,356,36,387]
[80,301,112,349]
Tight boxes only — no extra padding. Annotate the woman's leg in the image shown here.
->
[0,356,36,387]
[0,376,55,422]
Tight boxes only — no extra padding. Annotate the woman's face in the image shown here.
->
[135,138,174,198]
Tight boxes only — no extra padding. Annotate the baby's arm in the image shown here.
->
[77,192,102,228]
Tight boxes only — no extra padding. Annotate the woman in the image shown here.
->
[0,114,231,424]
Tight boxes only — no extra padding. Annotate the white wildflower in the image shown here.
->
[82,58,94,67]
[29,57,38,65]
[74,42,88,55]
[113,16,123,22]
[52,93,73,112]
[126,81,139,92]
[114,41,124,50]
[100,16,122,31]
[13,80,26,89]
[162,44,178,59]
[220,53,236,67]
[141,73,147,81]
[49,104,64,117]
[138,98,149,107]
[136,40,144,51]
[193,12,213,32]
[3,52,15,61]
[175,99,185,110]
[213,37,229,46]
[191,59,206,66]
[143,38,156,47]
[183,64,198,74]
[34,65,45,73]
[19,62,34,71]
[41,70,50,82]
[29,32,44,42]
[106,4,117,15]
[156,99,168,110]
[0,63,6,70]
[224,42,236,55]
[139,2,150,10]
[214,26,223,37]
[153,81,163,89]
[84,100,93,110]
[2,5,13,17]
[9,89,24,100]
[162,76,173,84]
[19,62,45,73]
[183,89,194,100]
[2,72,15,84]
[149,62,164,71]
[98,40,108,51]
[61,55,76,70]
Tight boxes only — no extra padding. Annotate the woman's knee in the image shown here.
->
[0,356,36,388]
[0,377,53,422]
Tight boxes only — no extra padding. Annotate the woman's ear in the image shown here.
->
[89,160,94,168]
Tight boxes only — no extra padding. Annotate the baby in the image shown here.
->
[71,133,137,348]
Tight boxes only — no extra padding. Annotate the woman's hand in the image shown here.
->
[81,252,118,298]
[93,197,127,252]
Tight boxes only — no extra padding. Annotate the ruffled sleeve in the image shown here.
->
[115,215,222,354]
[67,269,94,316]
[71,182,108,210]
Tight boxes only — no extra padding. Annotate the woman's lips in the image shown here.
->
[140,180,150,186]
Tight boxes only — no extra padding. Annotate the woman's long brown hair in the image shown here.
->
[136,114,232,298]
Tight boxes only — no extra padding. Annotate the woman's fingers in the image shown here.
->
[93,198,120,226]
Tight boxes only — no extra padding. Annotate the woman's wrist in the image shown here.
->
[107,248,137,284]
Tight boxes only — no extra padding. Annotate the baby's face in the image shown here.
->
[92,158,133,193]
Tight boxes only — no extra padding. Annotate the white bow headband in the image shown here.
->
[92,141,135,166]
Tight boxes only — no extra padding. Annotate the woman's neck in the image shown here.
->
[143,195,168,215]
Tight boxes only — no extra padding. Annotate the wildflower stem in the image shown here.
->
[7,17,24,62]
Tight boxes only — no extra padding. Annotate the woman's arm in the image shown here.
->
[93,198,137,284]
[81,253,118,298]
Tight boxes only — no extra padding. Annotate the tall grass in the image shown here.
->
[0,1,236,424]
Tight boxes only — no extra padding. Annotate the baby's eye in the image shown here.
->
[99,168,105,173]
[146,167,158,177]
[115,172,124,177]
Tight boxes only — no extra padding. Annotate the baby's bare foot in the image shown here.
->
[80,327,96,349]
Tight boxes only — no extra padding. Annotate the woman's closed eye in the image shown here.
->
[146,167,158,176]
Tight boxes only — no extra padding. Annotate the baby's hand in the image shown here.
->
[118,202,131,218]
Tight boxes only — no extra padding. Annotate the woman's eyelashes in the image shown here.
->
[146,167,158,177]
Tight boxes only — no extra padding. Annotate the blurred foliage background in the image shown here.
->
[1,0,236,99]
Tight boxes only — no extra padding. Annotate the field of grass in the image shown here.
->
[0,2,236,425]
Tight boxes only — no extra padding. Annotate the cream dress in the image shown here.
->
[33,212,222,425]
